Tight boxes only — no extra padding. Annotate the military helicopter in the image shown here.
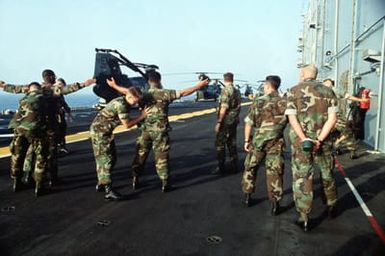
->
[170,72,248,102]
[93,48,159,103]
[234,81,264,100]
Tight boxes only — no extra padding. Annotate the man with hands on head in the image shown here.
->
[107,72,209,193]
[90,84,150,201]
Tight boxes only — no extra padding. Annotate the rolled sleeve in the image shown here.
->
[328,106,339,114]
[285,89,297,115]
[118,113,130,120]
[175,90,181,100]
[244,116,254,125]
[284,108,297,115]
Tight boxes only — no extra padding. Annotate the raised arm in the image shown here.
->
[55,78,96,96]
[179,79,209,97]
[0,81,29,94]
[107,78,129,95]
[346,95,370,103]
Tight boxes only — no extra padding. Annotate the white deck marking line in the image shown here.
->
[335,158,385,244]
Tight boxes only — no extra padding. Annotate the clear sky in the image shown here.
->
[0,0,306,96]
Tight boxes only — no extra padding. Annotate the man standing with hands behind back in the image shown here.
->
[285,65,338,231]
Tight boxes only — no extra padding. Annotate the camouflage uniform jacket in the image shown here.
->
[4,82,87,130]
[285,80,339,140]
[218,85,241,126]
[245,91,287,149]
[91,96,131,134]
[331,86,350,119]
[3,82,87,96]
[8,90,45,137]
[140,88,181,132]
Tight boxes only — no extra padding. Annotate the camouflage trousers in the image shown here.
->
[9,132,47,183]
[333,116,358,152]
[90,129,117,185]
[290,135,337,217]
[23,129,58,180]
[132,130,170,181]
[215,123,238,166]
[241,138,284,202]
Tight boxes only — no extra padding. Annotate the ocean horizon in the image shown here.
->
[0,92,100,111]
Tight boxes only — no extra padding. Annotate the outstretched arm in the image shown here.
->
[0,81,29,94]
[57,78,96,96]
[346,95,370,103]
[179,79,209,97]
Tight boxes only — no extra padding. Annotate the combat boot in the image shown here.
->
[295,213,309,232]
[104,185,122,201]
[34,182,45,197]
[211,164,225,175]
[22,171,32,186]
[271,201,280,216]
[132,176,139,191]
[231,160,239,173]
[96,184,105,192]
[12,177,23,192]
[350,151,358,159]
[327,205,337,219]
[243,193,252,207]
[161,179,173,193]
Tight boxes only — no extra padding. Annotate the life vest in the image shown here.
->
[360,89,371,110]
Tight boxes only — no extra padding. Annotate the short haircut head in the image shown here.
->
[147,71,161,83]
[301,64,318,79]
[28,82,41,90]
[265,75,281,90]
[57,78,66,85]
[42,69,55,78]
[323,78,335,86]
[127,86,143,98]
[223,72,234,82]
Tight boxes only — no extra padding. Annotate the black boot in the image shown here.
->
[231,160,239,173]
[22,171,32,185]
[295,215,309,232]
[96,184,105,192]
[48,173,61,188]
[104,185,122,201]
[327,205,337,219]
[211,164,225,175]
[34,182,45,197]
[132,176,139,191]
[161,179,173,193]
[350,151,358,159]
[320,193,327,205]
[244,193,251,207]
[12,177,23,192]
[271,201,280,216]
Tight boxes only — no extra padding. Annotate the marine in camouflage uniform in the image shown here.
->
[285,65,338,231]
[214,72,241,174]
[131,88,181,189]
[7,82,47,196]
[3,72,93,184]
[90,85,146,201]
[107,71,209,192]
[323,79,358,159]
[241,76,287,214]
